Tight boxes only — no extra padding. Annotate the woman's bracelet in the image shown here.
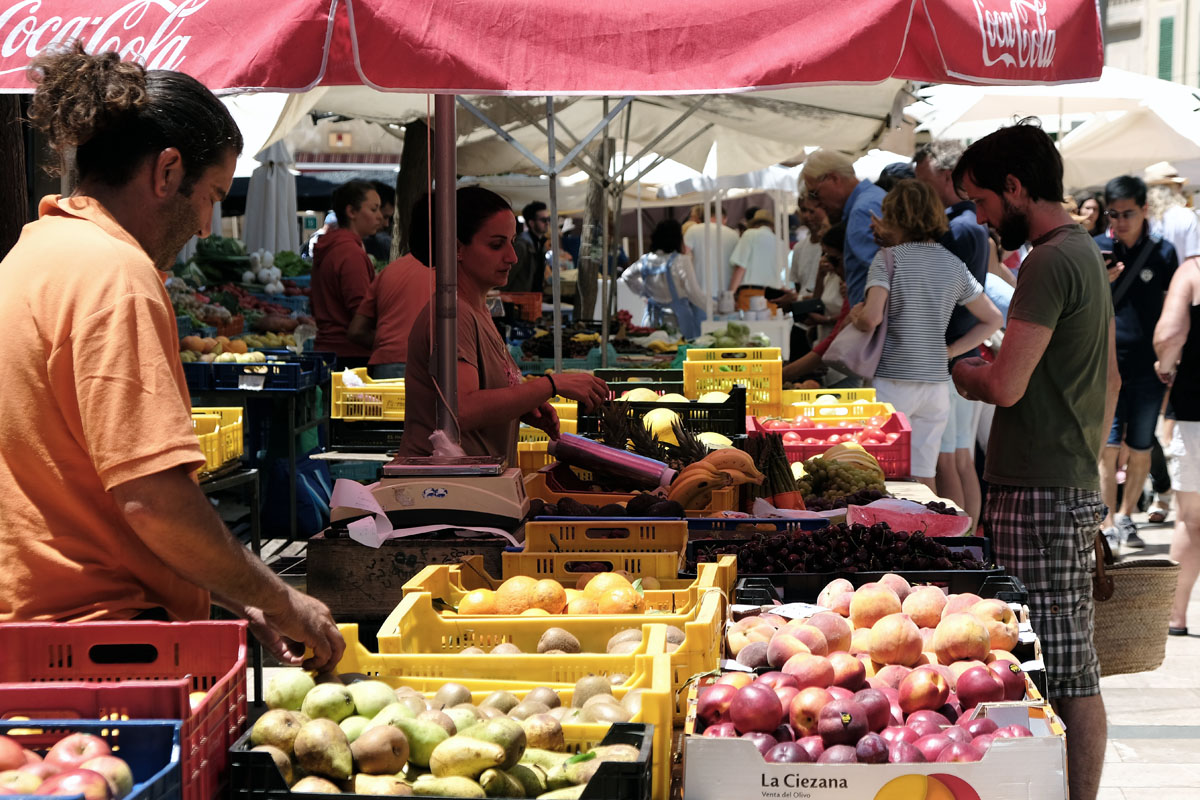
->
[545,374,557,399]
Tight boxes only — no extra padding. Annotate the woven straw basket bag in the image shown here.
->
[1091,533,1181,677]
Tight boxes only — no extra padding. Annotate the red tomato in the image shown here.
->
[884,432,901,444]
[813,422,829,429]
[763,419,789,430]
[783,432,803,444]
[827,434,842,444]
[803,437,821,444]
[866,414,887,429]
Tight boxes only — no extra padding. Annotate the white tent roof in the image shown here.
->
[1060,107,1200,190]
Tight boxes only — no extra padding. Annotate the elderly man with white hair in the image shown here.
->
[800,149,886,305]
[1145,161,1200,262]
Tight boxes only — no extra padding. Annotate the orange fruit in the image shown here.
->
[529,579,567,614]
[595,586,645,614]
[566,597,600,614]
[495,576,538,615]
[564,588,582,603]
[582,572,633,602]
[521,608,551,616]
[457,588,497,615]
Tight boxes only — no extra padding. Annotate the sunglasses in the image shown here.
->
[1105,209,1139,221]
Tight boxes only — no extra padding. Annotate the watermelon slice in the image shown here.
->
[846,498,973,537]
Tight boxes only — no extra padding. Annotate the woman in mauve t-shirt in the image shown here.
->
[401,188,609,464]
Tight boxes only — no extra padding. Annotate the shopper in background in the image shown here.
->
[681,203,704,234]
[788,196,827,298]
[1092,175,1177,552]
[1144,162,1200,263]
[312,179,383,367]
[401,187,608,464]
[507,200,550,294]
[620,219,708,338]
[728,208,783,292]
[348,194,435,378]
[847,180,1001,490]
[362,180,396,262]
[874,161,915,192]
[684,204,739,295]
[801,148,885,306]
[914,140,991,528]
[952,120,1116,800]
[0,43,342,669]
[305,211,337,258]
[781,222,851,384]
[1154,254,1200,636]
[1076,191,1107,237]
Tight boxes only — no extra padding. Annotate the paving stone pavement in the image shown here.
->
[1097,509,1200,799]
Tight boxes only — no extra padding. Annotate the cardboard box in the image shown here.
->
[682,703,1066,800]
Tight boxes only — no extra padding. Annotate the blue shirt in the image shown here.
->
[843,179,886,305]
[940,202,991,351]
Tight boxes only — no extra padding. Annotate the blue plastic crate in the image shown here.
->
[194,325,217,339]
[509,343,619,374]
[176,316,195,338]
[211,357,316,391]
[0,719,181,800]
[182,361,212,392]
[285,274,311,288]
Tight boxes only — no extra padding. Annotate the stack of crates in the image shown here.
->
[191,406,244,474]
[683,347,783,417]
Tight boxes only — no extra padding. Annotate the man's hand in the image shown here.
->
[257,589,345,671]
[521,402,560,439]
[1154,360,1176,385]
[1107,261,1125,283]
[951,356,989,401]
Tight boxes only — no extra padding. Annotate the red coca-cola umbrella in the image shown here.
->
[0,0,1101,94]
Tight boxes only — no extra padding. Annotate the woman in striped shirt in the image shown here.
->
[848,180,1003,488]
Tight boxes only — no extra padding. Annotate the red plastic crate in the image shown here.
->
[760,412,912,477]
[0,621,247,800]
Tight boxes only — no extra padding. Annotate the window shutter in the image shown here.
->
[1159,16,1175,81]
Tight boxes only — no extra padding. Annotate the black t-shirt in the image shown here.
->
[1093,226,1178,376]
[940,203,990,351]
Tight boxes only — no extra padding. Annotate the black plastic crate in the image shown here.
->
[229,721,654,800]
[183,361,212,391]
[212,357,316,391]
[577,384,747,437]
[593,367,685,399]
[329,418,405,452]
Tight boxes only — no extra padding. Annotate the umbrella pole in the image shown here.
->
[548,97,564,374]
[434,94,460,441]
[600,96,612,367]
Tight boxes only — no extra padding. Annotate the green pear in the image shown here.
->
[250,744,292,785]
[294,718,353,781]
[352,774,413,795]
[412,775,485,798]
[478,768,524,798]
[250,709,305,757]
[351,725,410,774]
[302,683,356,723]
[506,763,548,797]
[536,787,586,800]
[443,706,482,734]
[385,717,450,768]
[339,715,371,743]
[367,702,418,731]
[349,680,399,719]
[460,717,526,770]
[265,670,316,711]
[428,737,507,779]
[291,776,342,793]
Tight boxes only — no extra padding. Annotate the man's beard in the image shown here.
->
[153,192,201,270]
[997,198,1031,252]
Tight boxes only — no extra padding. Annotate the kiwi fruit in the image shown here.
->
[581,694,620,711]
[581,702,633,723]
[598,503,627,517]
[606,629,643,652]
[490,643,523,655]
[418,708,457,735]
[520,713,565,751]
[664,626,686,646]
[607,640,641,655]
[460,646,486,655]
[525,686,561,709]
[434,682,473,709]
[571,675,614,709]
[620,689,645,715]
[537,628,582,654]
[607,673,630,687]
[507,700,551,720]
[477,706,506,719]
[480,690,520,713]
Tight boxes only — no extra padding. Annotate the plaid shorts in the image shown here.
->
[984,485,1106,699]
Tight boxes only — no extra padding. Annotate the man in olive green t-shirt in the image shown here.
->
[950,122,1119,800]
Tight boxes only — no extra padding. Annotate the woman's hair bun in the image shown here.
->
[27,41,148,152]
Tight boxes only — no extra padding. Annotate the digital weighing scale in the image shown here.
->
[329,456,529,529]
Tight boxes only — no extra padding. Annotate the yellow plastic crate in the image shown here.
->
[518,417,578,443]
[330,367,405,420]
[503,551,682,584]
[684,485,737,518]
[524,520,688,554]
[685,346,782,362]
[190,407,243,472]
[780,387,876,405]
[518,441,556,475]
[339,624,675,800]
[394,555,735,616]
[523,471,735,519]
[551,398,578,421]
[778,400,896,423]
[684,359,782,417]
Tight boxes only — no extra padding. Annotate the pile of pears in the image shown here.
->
[248,669,643,797]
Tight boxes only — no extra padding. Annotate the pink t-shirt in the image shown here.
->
[358,254,433,366]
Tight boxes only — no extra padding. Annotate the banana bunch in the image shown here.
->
[645,339,681,353]
[822,442,885,482]
[241,332,296,349]
[666,448,766,509]
[571,332,600,343]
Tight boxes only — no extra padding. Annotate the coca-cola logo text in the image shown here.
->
[973,0,1056,70]
[0,0,208,76]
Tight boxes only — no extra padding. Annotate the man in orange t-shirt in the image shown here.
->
[0,45,342,671]
[348,194,436,377]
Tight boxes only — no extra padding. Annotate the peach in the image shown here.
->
[715,672,754,690]
[781,653,836,689]
[849,585,902,630]
[736,640,769,669]
[868,613,923,667]
[986,649,1020,665]
[902,586,948,628]
[788,625,829,657]
[874,665,913,690]
[849,627,872,656]
[919,627,937,652]
[914,663,958,693]
[789,687,834,737]
[898,668,950,714]
[940,593,983,620]
[913,651,938,666]
[829,592,853,618]
[727,618,774,656]
[805,612,853,652]
[933,613,992,665]
[948,659,987,684]
[767,634,812,668]
[817,578,854,609]
[878,573,912,601]
[858,657,883,678]
[970,599,1020,652]
[758,614,789,629]
[828,651,867,690]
